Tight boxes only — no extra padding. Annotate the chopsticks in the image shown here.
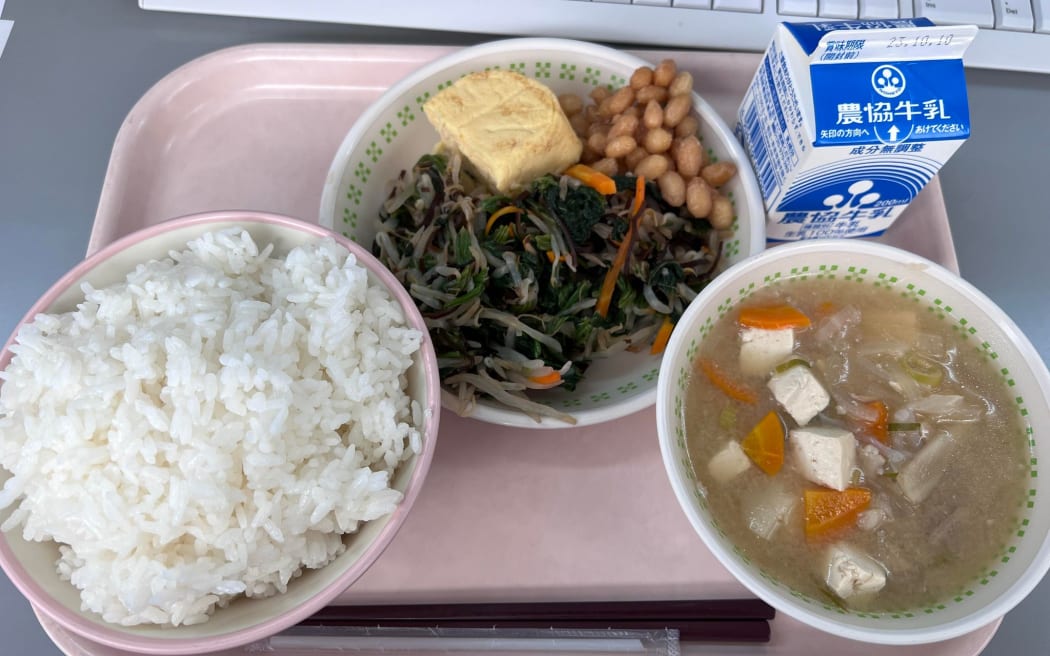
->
[300,599,775,643]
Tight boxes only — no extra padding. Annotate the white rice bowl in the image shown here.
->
[0,227,425,628]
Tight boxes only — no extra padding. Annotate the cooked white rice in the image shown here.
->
[0,229,424,626]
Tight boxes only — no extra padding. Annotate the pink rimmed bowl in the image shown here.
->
[0,211,440,654]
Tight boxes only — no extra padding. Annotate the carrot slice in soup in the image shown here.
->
[697,358,758,404]
[740,411,785,475]
[815,301,838,320]
[804,487,872,541]
[844,399,890,444]
[738,305,812,330]
[863,400,890,444]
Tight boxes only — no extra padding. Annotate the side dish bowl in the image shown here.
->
[656,239,1050,644]
[0,211,441,655]
[319,37,765,429]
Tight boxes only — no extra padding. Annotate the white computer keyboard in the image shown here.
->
[140,0,1050,74]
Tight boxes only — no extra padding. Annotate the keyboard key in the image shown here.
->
[913,0,995,28]
[674,0,713,7]
[819,0,858,18]
[779,0,818,15]
[711,0,764,12]
[635,0,674,5]
[994,0,1035,30]
[859,0,899,18]
[1036,0,1050,32]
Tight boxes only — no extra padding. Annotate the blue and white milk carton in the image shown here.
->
[737,18,977,241]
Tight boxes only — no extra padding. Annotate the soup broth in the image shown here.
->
[685,278,1028,612]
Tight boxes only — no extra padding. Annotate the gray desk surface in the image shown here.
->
[0,1,1047,654]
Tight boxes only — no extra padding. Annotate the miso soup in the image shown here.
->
[685,278,1028,611]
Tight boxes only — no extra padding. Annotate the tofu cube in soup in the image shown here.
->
[768,364,830,426]
[824,543,888,599]
[708,440,752,483]
[790,426,857,491]
[739,327,794,377]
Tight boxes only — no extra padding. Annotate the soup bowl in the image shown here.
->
[0,212,441,654]
[318,37,765,429]
[656,239,1050,644]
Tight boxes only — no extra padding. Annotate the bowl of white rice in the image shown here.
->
[0,211,440,654]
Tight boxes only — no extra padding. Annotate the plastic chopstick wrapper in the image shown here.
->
[247,626,681,654]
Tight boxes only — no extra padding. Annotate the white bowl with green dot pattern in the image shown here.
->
[656,239,1050,644]
[319,37,765,428]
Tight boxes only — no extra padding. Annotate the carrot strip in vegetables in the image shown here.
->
[545,251,569,263]
[484,205,522,234]
[595,241,628,317]
[596,176,646,318]
[741,411,785,475]
[697,358,758,404]
[528,370,562,386]
[629,174,646,217]
[738,305,812,330]
[650,315,674,354]
[804,487,872,541]
[565,164,617,195]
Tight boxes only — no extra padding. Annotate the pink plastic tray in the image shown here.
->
[39,44,994,655]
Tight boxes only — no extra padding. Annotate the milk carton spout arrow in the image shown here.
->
[888,125,900,142]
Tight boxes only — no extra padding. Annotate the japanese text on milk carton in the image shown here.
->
[736,19,977,241]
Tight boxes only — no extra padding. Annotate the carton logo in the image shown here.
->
[776,155,940,213]
[872,65,905,98]
[823,180,881,211]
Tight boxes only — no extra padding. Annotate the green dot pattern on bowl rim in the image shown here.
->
[329,46,762,425]
[670,267,1037,621]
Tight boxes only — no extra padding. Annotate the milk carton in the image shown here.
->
[736,18,977,241]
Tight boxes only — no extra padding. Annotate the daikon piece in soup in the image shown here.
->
[685,277,1028,612]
